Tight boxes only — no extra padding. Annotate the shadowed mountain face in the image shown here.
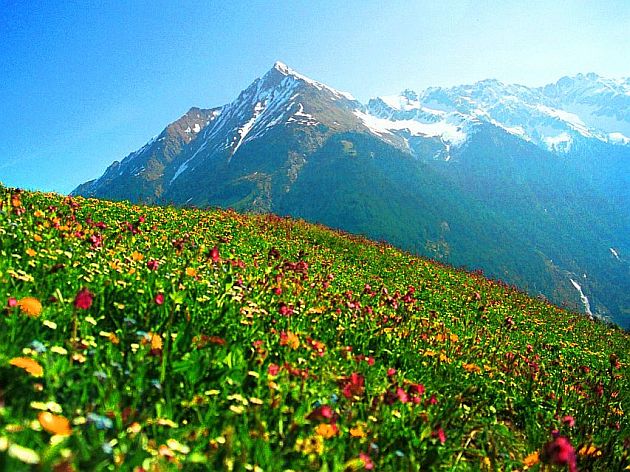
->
[73,63,630,327]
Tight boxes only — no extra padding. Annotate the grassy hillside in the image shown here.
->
[0,185,628,471]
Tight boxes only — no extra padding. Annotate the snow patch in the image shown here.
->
[354,111,468,146]
[608,132,630,145]
[535,105,592,137]
[543,133,572,152]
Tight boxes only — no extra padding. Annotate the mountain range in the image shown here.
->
[73,62,630,328]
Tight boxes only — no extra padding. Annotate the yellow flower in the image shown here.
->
[26,248,37,257]
[17,297,42,317]
[185,267,198,277]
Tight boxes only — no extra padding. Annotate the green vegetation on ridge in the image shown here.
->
[0,185,628,471]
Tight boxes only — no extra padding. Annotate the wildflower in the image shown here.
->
[93,371,108,381]
[185,267,197,277]
[541,436,577,472]
[578,443,602,457]
[29,340,47,354]
[396,387,409,404]
[17,297,42,317]
[280,331,300,349]
[268,363,280,376]
[522,451,539,467]
[294,435,324,455]
[155,293,165,305]
[9,357,43,377]
[38,412,72,436]
[340,372,365,399]
[307,405,335,422]
[562,415,575,428]
[86,413,113,430]
[7,297,17,308]
[210,246,220,262]
[387,368,397,376]
[74,288,93,310]
[359,452,374,470]
[278,302,293,316]
[8,444,40,464]
[315,423,338,438]
[147,259,159,271]
[349,423,367,438]
[432,427,446,444]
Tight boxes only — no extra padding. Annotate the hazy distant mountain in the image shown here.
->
[73,62,630,327]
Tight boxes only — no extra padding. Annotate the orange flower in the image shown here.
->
[349,424,367,438]
[151,333,163,351]
[9,357,43,377]
[17,297,42,317]
[315,423,338,439]
[38,412,72,436]
[185,267,197,277]
[462,363,482,374]
[523,451,540,467]
[280,331,300,349]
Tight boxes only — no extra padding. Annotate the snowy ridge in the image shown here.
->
[369,73,630,155]
[273,61,356,101]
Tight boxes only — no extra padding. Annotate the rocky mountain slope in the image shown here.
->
[73,63,630,327]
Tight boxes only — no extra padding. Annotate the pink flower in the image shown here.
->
[387,368,397,376]
[542,436,577,472]
[359,452,374,470]
[268,363,280,376]
[7,297,17,308]
[154,293,165,305]
[562,415,575,428]
[396,387,409,404]
[433,427,446,444]
[74,288,93,310]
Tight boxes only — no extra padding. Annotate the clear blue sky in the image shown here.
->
[1,0,628,194]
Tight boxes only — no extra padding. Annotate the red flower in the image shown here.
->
[408,383,425,395]
[210,246,220,263]
[433,427,446,444]
[387,368,396,376]
[146,259,159,271]
[562,415,575,428]
[542,436,577,472]
[74,288,93,310]
[7,297,17,308]
[307,405,335,422]
[268,363,280,376]
[341,372,365,399]
[154,293,164,305]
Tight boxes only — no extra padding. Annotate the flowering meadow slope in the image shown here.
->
[0,185,628,471]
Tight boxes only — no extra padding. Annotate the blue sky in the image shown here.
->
[1,0,628,193]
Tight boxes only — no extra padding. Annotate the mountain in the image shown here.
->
[73,63,630,328]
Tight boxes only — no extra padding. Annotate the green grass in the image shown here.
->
[0,185,628,471]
